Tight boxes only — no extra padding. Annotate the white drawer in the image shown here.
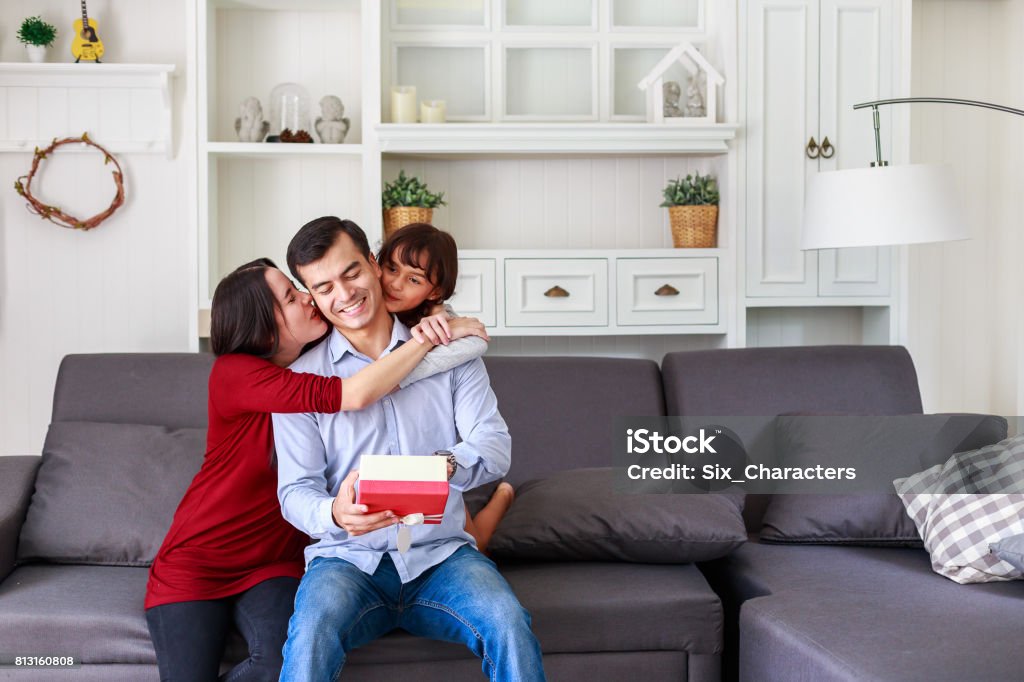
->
[616,258,718,326]
[505,259,608,327]
[448,259,496,327]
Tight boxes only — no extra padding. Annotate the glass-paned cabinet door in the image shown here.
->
[503,0,596,29]
[390,0,488,29]
[504,45,597,119]
[611,0,702,31]
[392,44,490,120]
[611,46,694,119]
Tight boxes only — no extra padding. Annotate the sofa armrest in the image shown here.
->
[0,456,41,583]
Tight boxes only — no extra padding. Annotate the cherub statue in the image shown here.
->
[685,73,706,118]
[663,80,684,118]
[234,97,269,142]
[315,95,351,144]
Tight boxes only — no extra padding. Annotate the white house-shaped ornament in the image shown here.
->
[637,41,724,125]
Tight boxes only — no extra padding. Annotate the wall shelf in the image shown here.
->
[205,142,365,158]
[0,63,175,157]
[376,122,738,155]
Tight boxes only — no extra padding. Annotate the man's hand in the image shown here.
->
[331,470,397,535]
[446,316,490,342]
[411,313,451,346]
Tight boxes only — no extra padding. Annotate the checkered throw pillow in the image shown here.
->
[894,434,1024,584]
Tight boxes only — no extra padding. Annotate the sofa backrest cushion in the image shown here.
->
[18,421,206,566]
[483,356,665,485]
[51,353,214,428]
[661,345,924,531]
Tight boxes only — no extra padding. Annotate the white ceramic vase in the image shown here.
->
[26,45,47,63]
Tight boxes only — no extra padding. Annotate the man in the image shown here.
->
[272,217,546,681]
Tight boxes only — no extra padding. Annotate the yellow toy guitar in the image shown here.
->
[71,0,104,63]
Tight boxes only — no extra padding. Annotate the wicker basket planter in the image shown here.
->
[668,205,718,248]
[383,206,433,239]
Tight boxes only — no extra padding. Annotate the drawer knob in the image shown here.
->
[655,284,680,297]
[543,285,570,298]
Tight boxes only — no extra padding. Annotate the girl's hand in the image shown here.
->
[447,316,490,342]
[411,313,452,345]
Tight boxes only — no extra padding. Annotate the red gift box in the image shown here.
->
[356,455,449,524]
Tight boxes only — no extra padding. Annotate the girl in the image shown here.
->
[377,222,516,551]
[145,258,489,682]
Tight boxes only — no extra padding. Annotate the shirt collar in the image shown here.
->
[328,315,411,364]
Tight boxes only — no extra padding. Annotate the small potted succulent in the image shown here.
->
[661,172,720,248]
[382,170,447,237]
[17,16,58,63]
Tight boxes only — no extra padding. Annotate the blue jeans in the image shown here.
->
[280,545,546,682]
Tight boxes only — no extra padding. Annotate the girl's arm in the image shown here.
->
[339,334,437,410]
[342,315,489,409]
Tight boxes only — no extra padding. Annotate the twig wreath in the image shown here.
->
[13,133,126,231]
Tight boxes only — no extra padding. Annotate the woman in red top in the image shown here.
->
[144,258,488,682]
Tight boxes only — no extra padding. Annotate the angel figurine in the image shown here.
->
[234,97,269,142]
[685,74,706,118]
[315,95,351,144]
[663,81,684,118]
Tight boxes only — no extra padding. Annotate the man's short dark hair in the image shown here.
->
[287,217,371,286]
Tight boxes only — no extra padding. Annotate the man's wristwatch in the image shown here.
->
[434,450,457,481]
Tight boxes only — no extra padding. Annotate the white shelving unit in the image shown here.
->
[193,0,739,346]
[0,63,175,156]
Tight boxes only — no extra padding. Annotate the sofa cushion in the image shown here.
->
[488,468,745,563]
[18,422,205,566]
[760,413,1006,546]
[712,542,1024,681]
[483,357,665,485]
[660,345,925,533]
[0,561,722,668]
[52,353,214,428]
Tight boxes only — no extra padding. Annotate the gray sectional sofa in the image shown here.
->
[1,346,1021,681]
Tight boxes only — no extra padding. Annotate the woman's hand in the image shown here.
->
[411,313,452,346]
[447,316,490,342]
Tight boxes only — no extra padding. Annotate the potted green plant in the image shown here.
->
[17,16,58,63]
[660,172,720,248]
[381,170,447,237]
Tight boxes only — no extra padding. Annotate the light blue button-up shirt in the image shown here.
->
[273,319,511,583]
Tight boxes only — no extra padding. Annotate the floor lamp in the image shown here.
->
[801,97,1024,250]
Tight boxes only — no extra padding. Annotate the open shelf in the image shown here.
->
[205,142,364,157]
[377,122,738,155]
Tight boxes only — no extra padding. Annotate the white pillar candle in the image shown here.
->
[420,99,447,123]
[391,86,418,123]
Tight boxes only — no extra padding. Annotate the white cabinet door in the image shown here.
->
[817,0,892,296]
[747,0,894,298]
[746,0,820,297]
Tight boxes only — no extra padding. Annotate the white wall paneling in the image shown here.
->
[1,0,193,457]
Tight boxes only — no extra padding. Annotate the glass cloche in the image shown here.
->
[267,82,312,142]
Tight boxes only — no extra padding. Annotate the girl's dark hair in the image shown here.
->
[210,258,280,358]
[377,223,458,327]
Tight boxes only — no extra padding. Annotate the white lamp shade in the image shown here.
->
[802,164,970,249]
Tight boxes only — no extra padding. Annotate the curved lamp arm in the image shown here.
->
[853,97,1024,167]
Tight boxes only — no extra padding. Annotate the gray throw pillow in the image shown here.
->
[18,421,206,566]
[760,413,1006,546]
[991,532,1024,573]
[487,467,746,563]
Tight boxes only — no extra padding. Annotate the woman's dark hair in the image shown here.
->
[377,223,458,327]
[287,216,370,286]
[210,258,280,358]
